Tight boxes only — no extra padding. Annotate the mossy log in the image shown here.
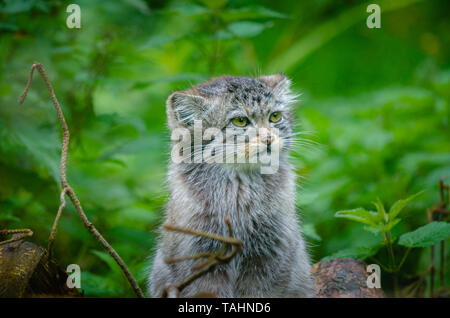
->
[0,237,80,297]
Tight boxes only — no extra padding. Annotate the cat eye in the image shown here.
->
[231,116,249,127]
[269,112,282,123]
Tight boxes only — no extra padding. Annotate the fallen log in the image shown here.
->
[0,236,80,297]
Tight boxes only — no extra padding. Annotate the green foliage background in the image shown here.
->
[0,0,449,297]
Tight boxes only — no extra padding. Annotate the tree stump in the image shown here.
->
[312,258,385,298]
[0,238,80,297]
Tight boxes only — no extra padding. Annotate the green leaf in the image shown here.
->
[398,222,450,248]
[321,246,380,261]
[388,191,423,219]
[82,271,124,297]
[373,197,387,223]
[363,224,385,234]
[0,0,33,13]
[140,34,183,48]
[13,124,60,182]
[91,250,123,278]
[216,21,273,39]
[335,208,380,226]
[364,218,401,234]
[381,218,401,233]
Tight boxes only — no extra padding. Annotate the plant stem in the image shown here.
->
[430,245,435,297]
[384,231,399,297]
[384,232,396,267]
[440,241,445,290]
[397,248,412,271]
[368,256,393,273]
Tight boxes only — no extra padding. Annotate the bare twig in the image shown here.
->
[0,229,33,246]
[161,217,243,297]
[19,62,144,298]
[47,188,67,258]
[163,222,242,246]
[165,252,212,264]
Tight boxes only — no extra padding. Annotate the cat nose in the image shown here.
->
[262,135,273,145]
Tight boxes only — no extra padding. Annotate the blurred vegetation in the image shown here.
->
[0,0,449,297]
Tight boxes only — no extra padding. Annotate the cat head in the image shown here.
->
[166,74,297,169]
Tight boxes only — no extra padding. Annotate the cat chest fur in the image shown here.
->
[168,163,297,260]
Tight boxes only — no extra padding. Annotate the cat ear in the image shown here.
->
[166,91,206,128]
[258,73,291,95]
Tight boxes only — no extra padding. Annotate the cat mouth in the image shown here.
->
[243,142,275,157]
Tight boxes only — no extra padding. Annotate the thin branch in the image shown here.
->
[162,217,243,297]
[19,62,144,298]
[165,252,212,264]
[163,223,242,246]
[20,63,70,187]
[0,229,33,246]
[47,188,67,258]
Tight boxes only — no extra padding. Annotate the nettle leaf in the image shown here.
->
[364,217,401,234]
[335,208,380,226]
[398,222,450,248]
[363,224,384,234]
[381,218,401,233]
[321,246,380,261]
[373,198,387,223]
[388,191,423,220]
